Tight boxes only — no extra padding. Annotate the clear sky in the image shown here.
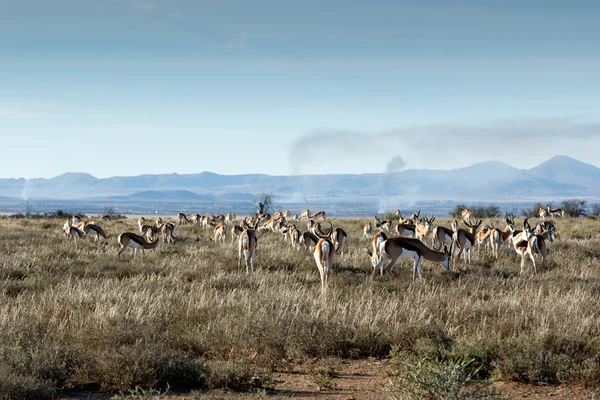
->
[2,0,600,178]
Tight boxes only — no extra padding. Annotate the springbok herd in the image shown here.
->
[61,206,564,290]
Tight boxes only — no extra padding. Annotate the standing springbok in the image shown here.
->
[547,205,565,218]
[415,215,435,242]
[515,223,552,274]
[363,221,373,238]
[238,219,259,273]
[374,216,393,234]
[313,222,334,290]
[461,209,472,224]
[367,231,388,269]
[432,224,454,251]
[211,222,228,243]
[452,219,482,264]
[371,237,452,280]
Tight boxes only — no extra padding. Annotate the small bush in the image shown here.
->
[309,358,340,391]
[386,358,501,400]
[207,361,266,391]
[494,335,596,384]
[451,205,501,219]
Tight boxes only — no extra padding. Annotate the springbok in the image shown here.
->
[238,219,259,273]
[547,205,565,218]
[177,212,188,225]
[415,215,435,242]
[371,237,452,280]
[363,221,373,238]
[83,224,111,243]
[312,222,335,290]
[515,223,552,274]
[374,216,393,234]
[117,232,159,257]
[367,231,388,269]
[452,219,482,264]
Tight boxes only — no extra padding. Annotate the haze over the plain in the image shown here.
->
[2,1,600,178]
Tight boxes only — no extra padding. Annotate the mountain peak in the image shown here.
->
[529,155,600,184]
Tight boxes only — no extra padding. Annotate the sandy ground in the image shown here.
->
[57,359,600,399]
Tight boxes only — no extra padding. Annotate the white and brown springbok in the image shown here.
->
[83,223,111,243]
[516,223,552,274]
[374,216,393,234]
[415,214,435,242]
[117,232,159,257]
[211,222,227,243]
[300,209,310,221]
[177,212,188,225]
[309,210,327,220]
[547,205,565,218]
[399,210,421,225]
[367,231,388,268]
[371,237,452,280]
[452,219,482,264]
[395,222,416,238]
[461,208,472,224]
[238,219,259,273]
[231,224,244,243]
[432,224,454,251]
[312,222,335,290]
[363,221,373,238]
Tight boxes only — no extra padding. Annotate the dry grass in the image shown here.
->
[1,216,600,398]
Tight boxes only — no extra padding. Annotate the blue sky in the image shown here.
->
[2,0,600,178]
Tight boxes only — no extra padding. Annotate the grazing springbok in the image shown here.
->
[309,210,327,220]
[312,222,335,290]
[371,237,452,280]
[177,212,188,225]
[238,219,259,273]
[83,224,111,243]
[66,226,85,248]
[117,232,159,257]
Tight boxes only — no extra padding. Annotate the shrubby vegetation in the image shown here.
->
[0,216,599,397]
[451,204,501,219]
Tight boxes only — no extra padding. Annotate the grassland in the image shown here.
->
[1,216,600,399]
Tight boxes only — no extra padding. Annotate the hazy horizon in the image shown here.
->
[3,1,600,178]
[0,154,597,180]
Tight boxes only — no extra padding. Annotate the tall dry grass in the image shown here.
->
[0,216,600,398]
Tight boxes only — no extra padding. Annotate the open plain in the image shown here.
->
[1,215,600,399]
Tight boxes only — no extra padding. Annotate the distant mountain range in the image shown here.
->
[1,156,599,204]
